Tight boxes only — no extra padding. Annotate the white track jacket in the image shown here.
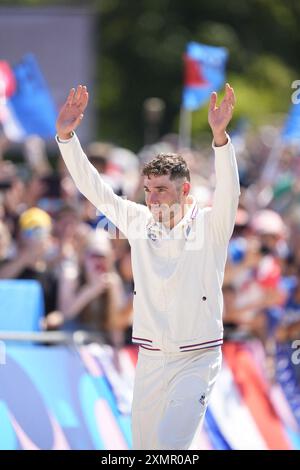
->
[56,133,240,353]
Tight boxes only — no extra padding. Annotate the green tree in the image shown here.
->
[0,0,299,148]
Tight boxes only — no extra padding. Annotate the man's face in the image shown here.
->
[144,174,188,224]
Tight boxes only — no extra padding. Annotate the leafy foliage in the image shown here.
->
[0,0,299,148]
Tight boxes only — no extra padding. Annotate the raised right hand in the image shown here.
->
[56,85,89,140]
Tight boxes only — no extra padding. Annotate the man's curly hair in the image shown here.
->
[142,153,190,182]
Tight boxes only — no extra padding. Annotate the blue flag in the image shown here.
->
[282,103,300,144]
[182,42,228,111]
[3,54,57,141]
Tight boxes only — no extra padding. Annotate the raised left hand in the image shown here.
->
[208,83,235,146]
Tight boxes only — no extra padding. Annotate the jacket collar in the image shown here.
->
[146,196,198,240]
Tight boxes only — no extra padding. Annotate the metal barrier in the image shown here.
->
[0,330,105,345]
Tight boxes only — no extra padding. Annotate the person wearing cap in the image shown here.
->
[19,207,52,237]
[55,84,240,450]
[0,207,59,318]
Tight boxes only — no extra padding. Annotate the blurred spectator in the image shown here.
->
[49,204,87,270]
[24,172,63,215]
[86,141,123,195]
[276,266,300,343]
[23,135,51,177]
[0,220,12,262]
[224,209,287,344]
[0,207,58,318]
[55,229,131,347]
[0,161,26,235]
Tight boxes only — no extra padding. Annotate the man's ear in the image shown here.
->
[182,182,190,196]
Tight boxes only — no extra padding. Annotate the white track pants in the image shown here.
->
[131,346,222,450]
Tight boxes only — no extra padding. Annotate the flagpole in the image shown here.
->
[245,135,284,212]
[259,135,283,189]
[178,106,192,149]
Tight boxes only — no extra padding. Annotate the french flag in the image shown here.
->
[0,54,56,142]
[182,42,228,111]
